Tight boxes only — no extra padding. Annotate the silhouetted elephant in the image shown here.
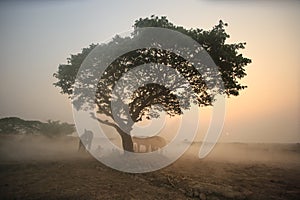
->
[132,136,166,153]
[78,129,94,152]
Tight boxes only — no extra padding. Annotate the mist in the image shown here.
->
[0,135,87,162]
[1,134,299,167]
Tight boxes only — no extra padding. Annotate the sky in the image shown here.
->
[0,0,299,143]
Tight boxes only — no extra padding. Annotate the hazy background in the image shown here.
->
[0,0,299,143]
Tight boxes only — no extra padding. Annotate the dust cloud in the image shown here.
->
[182,142,300,166]
[1,134,299,167]
[0,135,87,162]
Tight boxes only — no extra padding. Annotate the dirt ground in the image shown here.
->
[0,135,299,200]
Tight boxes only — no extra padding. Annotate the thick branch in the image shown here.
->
[90,112,119,130]
[131,89,166,121]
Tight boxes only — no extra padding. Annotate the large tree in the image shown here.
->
[53,16,251,152]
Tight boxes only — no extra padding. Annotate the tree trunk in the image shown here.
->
[117,128,134,152]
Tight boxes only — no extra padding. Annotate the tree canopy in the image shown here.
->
[0,117,75,137]
[53,16,251,151]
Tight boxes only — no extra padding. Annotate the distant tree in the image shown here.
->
[0,117,75,137]
[40,120,75,137]
[53,16,251,152]
[0,117,42,135]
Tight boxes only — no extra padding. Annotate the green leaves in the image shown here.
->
[53,44,98,95]
[53,15,251,123]
[0,117,74,137]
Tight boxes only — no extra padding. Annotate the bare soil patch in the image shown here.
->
[0,135,299,200]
